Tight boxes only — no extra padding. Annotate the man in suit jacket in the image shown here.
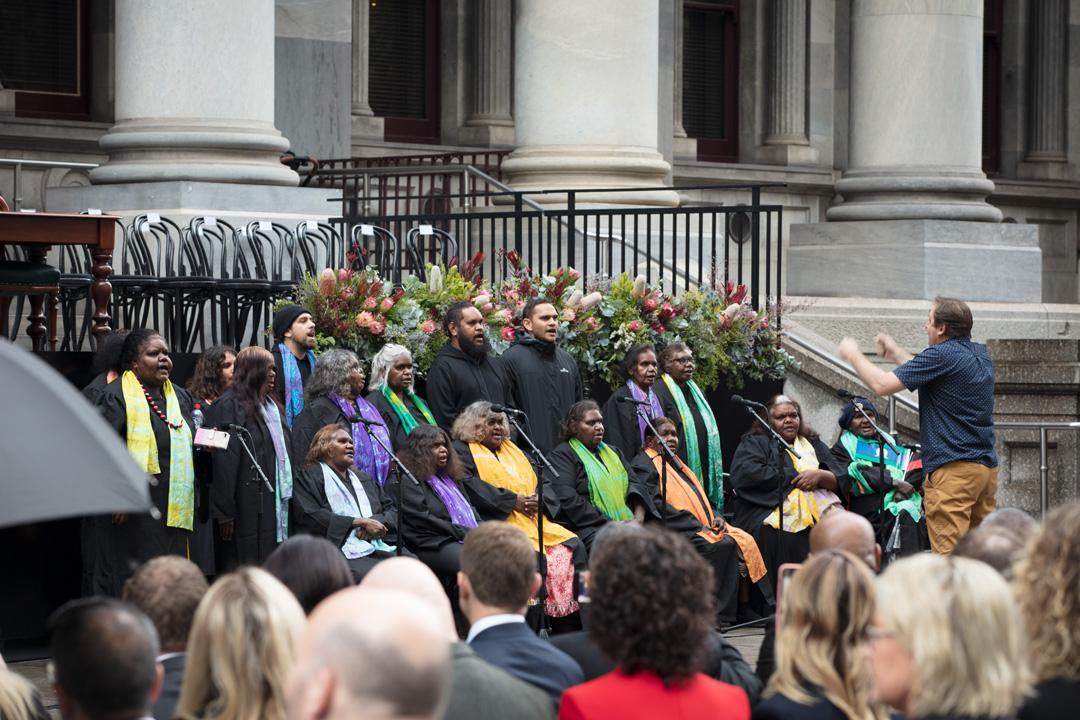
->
[122,556,209,720]
[459,522,584,705]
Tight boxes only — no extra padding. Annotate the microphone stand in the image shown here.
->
[356,416,418,558]
[227,424,274,562]
[635,404,693,527]
[504,410,556,637]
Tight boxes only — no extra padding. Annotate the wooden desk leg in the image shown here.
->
[27,293,45,352]
[91,247,114,341]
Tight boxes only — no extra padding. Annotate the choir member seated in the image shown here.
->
[290,349,392,485]
[452,400,586,621]
[630,417,771,625]
[545,400,652,552]
[729,395,845,593]
[601,343,665,460]
[291,424,401,582]
[366,343,437,450]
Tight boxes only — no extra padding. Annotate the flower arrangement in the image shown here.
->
[280,252,797,391]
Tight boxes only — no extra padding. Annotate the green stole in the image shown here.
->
[660,374,724,512]
[381,385,436,436]
[568,439,634,521]
[838,429,910,496]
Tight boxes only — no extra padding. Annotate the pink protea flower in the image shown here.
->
[421,319,438,334]
[562,308,577,323]
[318,268,337,295]
[584,317,600,332]
[363,297,377,311]
[369,321,386,336]
[356,311,374,329]
[380,297,395,313]
[501,326,517,342]
[642,297,659,314]
[481,302,495,315]
[338,268,352,282]
[659,303,676,321]
[627,319,643,332]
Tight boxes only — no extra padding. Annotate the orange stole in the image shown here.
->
[647,448,767,583]
[469,441,578,550]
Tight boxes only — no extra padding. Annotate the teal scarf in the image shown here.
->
[838,429,911,496]
[661,374,724,512]
[279,343,316,430]
[568,439,633,521]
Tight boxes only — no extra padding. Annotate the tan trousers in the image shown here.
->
[923,461,998,555]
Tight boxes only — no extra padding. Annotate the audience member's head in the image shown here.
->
[122,555,208,653]
[264,535,355,615]
[0,667,49,720]
[178,568,306,720]
[954,524,1027,579]
[768,551,878,718]
[458,522,539,620]
[1014,502,1080,685]
[91,328,130,376]
[287,586,451,720]
[49,597,162,720]
[872,554,1029,718]
[588,526,715,687]
[809,510,881,571]
[980,506,1038,543]
[361,557,457,641]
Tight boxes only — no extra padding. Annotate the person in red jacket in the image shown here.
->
[559,525,750,720]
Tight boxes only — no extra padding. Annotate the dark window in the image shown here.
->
[0,0,90,119]
[982,0,1002,174]
[683,0,739,162]
[369,0,441,143]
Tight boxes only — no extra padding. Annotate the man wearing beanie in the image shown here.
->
[272,304,316,429]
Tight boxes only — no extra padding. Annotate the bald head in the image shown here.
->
[810,510,880,571]
[288,587,451,720]
[361,557,456,641]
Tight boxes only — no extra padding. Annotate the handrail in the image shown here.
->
[0,158,99,211]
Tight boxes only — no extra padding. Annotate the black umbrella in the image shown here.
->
[0,339,152,528]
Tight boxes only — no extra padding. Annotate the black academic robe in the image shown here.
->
[544,441,653,552]
[90,381,214,596]
[82,371,115,405]
[384,472,476,554]
[452,440,521,521]
[366,388,434,450]
[271,344,314,417]
[291,463,399,578]
[501,332,583,455]
[652,378,713,498]
[830,434,893,540]
[729,433,845,585]
[601,384,664,461]
[290,396,350,463]
[425,345,511,430]
[204,389,292,568]
[628,451,741,624]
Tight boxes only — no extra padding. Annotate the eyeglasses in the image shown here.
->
[670,356,695,365]
[866,626,896,642]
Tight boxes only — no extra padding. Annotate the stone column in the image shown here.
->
[351,0,384,142]
[1020,0,1067,177]
[760,0,816,164]
[826,0,1000,222]
[504,0,677,206]
[91,0,297,186]
[671,0,696,160]
[462,0,514,146]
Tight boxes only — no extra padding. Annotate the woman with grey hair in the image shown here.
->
[366,343,436,450]
[290,348,392,485]
[452,400,585,619]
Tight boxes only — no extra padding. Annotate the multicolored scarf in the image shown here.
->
[279,343,315,430]
[838,430,912,496]
[320,463,395,557]
[660,374,724,512]
[261,398,293,542]
[380,385,436,436]
[568,439,634,521]
[121,371,195,531]
[330,393,392,485]
[427,475,478,530]
[628,380,665,447]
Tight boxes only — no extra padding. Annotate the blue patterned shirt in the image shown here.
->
[893,337,997,475]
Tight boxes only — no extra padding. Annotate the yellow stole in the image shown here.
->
[469,440,577,550]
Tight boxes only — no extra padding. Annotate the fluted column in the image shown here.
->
[764,0,808,145]
[671,0,696,160]
[504,0,677,206]
[463,0,514,146]
[827,0,999,222]
[91,0,296,186]
[351,0,384,141]
[1023,0,1067,168]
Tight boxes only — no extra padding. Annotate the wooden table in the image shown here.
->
[0,212,120,343]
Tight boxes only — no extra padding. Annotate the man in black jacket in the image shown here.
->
[426,301,511,430]
[501,298,583,454]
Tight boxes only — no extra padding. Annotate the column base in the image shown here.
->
[351,114,385,144]
[1017,160,1070,181]
[503,145,679,206]
[0,88,14,117]
[827,168,1002,222]
[758,143,819,166]
[458,119,515,147]
[672,136,697,161]
[787,219,1041,302]
[91,118,297,186]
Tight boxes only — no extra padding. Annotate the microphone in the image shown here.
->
[223,423,251,435]
[836,388,858,400]
[617,396,650,405]
[731,394,766,409]
[490,404,526,416]
[347,414,385,427]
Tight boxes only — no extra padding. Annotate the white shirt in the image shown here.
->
[465,613,525,643]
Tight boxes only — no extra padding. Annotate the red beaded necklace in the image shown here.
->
[141,382,184,430]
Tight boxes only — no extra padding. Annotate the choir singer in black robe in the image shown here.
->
[291,424,400,581]
[425,301,511,430]
[546,400,652,552]
[205,346,294,569]
[366,343,438,450]
[601,344,666,460]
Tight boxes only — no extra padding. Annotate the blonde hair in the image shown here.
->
[767,551,883,720]
[451,400,509,444]
[877,554,1030,717]
[368,344,413,392]
[176,567,306,720]
[0,670,45,720]
[1014,502,1080,683]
